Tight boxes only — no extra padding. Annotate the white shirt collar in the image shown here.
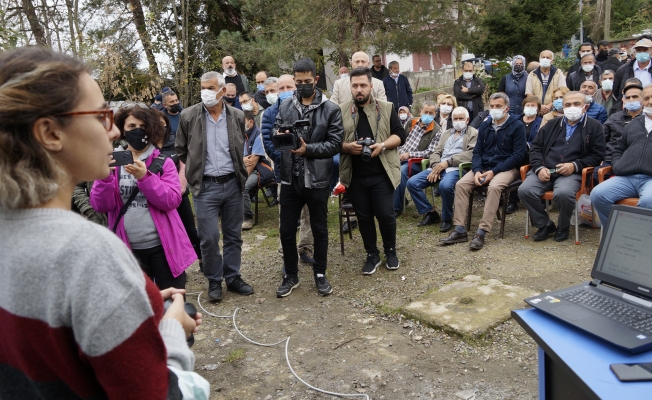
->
[634,61,651,72]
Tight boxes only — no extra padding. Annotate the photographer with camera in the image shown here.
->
[339,67,406,275]
[274,58,343,297]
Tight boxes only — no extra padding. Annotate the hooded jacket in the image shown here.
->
[472,114,527,175]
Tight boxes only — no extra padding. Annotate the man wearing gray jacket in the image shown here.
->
[176,71,254,301]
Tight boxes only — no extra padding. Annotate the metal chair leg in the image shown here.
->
[525,209,530,238]
[575,201,580,245]
[254,191,259,225]
[339,209,345,255]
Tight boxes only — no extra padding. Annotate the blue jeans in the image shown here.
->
[394,161,422,212]
[590,174,652,224]
[407,169,459,221]
[193,178,243,282]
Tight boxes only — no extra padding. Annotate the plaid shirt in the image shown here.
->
[399,121,441,159]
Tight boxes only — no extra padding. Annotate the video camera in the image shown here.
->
[272,119,311,150]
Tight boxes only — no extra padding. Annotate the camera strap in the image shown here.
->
[351,99,381,142]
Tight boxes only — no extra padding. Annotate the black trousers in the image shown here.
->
[132,245,187,290]
[177,189,201,258]
[347,173,397,255]
[279,183,329,276]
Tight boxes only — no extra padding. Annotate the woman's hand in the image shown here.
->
[124,159,147,180]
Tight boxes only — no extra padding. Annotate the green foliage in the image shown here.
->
[611,0,652,39]
[479,61,512,96]
[224,348,246,363]
[471,0,580,62]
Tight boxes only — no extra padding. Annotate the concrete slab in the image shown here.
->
[402,275,538,337]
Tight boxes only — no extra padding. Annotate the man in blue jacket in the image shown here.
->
[383,61,413,111]
[440,93,526,250]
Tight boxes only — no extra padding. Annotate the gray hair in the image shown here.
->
[422,100,436,108]
[162,90,176,102]
[565,91,587,104]
[601,69,615,78]
[489,92,510,107]
[452,106,469,119]
[580,53,596,62]
[263,77,278,86]
[200,71,225,86]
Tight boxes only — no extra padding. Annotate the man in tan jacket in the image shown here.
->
[406,107,478,232]
[525,50,567,115]
[330,51,387,105]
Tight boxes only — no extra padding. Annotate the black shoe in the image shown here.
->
[269,198,279,206]
[276,275,300,297]
[554,227,570,242]
[533,222,556,241]
[505,202,519,214]
[314,274,333,296]
[362,253,381,275]
[385,250,400,270]
[342,219,358,233]
[439,220,453,233]
[432,186,441,197]
[208,279,223,300]
[469,233,485,250]
[418,210,441,226]
[439,230,469,245]
[226,276,254,296]
[299,249,315,264]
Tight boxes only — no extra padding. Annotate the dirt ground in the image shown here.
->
[185,197,601,399]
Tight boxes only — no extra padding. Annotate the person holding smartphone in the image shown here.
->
[91,104,196,290]
[0,47,208,399]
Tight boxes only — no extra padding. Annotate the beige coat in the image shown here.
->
[330,76,387,105]
[429,126,479,167]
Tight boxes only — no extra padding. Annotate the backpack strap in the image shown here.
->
[111,154,169,233]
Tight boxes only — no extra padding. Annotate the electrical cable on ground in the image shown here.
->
[196,292,370,400]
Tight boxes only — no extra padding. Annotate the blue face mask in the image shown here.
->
[553,99,563,111]
[257,83,265,92]
[278,91,293,101]
[421,114,435,125]
[636,52,651,63]
[625,101,642,112]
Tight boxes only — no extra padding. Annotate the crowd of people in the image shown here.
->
[2,37,652,397]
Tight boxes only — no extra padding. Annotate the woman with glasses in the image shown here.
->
[91,103,196,290]
[0,47,207,398]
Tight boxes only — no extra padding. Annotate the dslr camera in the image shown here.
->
[272,119,311,150]
[357,138,375,162]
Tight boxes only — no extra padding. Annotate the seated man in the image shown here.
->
[440,93,526,250]
[591,84,652,224]
[518,91,605,242]
[242,111,269,230]
[579,80,608,123]
[393,100,442,216]
[406,107,478,232]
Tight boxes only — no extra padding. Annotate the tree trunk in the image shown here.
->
[126,0,159,77]
[64,0,77,55]
[21,0,47,47]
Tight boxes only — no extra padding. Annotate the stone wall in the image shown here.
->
[403,67,458,92]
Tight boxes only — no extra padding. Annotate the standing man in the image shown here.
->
[518,91,605,242]
[596,40,611,63]
[254,70,271,109]
[239,91,265,127]
[526,50,567,115]
[274,59,343,297]
[614,38,652,101]
[224,83,242,110]
[595,69,617,116]
[338,66,349,80]
[175,71,254,300]
[602,50,624,73]
[383,61,413,111]
[440,93,526,250]
[161,90,183,153]
[568,43,600,75]
[566,53,602,91]
[222,55,250,96]
[330,52,387,105]
[454,61,485,121]
[339,67,406,274]
[371,54,389,81]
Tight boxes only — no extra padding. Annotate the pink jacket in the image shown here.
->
[91,148,196,277]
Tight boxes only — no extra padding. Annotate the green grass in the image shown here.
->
[223,348,246,363]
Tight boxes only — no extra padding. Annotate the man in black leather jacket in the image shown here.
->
[274,58,344,298]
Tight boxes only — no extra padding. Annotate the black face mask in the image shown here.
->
[125,128,149,151]
[169,104,182,113]
[513,64,524,73]
[224,96,236,103]
[599,50,608,56]
[296,83,315,99]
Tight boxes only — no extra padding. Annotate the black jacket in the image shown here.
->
[371,65,390,81]
[275,89,343,188]
[602,56,624,74]
[529,116,605,174]
[568,60,603,75]
[566,66,603,91]
[612,115,652,176]
[614,59,652,101]
[473,114,526,174]
[603,110,639,162]
[454,75,485,115]
[254,90,271,109]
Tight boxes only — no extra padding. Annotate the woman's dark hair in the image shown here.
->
[0,47,90,209]
[114,107,165,148]
[156,110,171,148]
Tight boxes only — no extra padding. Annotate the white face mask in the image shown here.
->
[224,67,236,76]
[439,104,453,115]
[201,89,221,108]
[463,72,474,80]
[453,121,467,131]
[601,80,614,91]
[266,93,278,104]
[489,108,506,120]
[340,73,349,79]
[539,58,552,68]
[399,113,408,121]
[582,64,595,72]
[241,103,254,112]
[564,106,584,122]
[644,107,652,117]
[523,107,538,117]
[584,94,594,104]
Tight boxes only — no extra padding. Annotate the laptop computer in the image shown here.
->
[525,205,652,354]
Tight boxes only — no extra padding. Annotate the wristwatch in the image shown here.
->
[381,142,387,153]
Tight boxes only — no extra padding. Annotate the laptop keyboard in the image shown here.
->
[558,289,652,335]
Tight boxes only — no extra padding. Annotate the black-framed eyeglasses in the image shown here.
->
[55,107,114,132]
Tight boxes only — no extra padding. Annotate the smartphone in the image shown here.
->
[610,362,652,382]
[112,150,134,166]
[549,168,557,174]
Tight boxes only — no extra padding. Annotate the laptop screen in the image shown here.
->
[593,206,652,296]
